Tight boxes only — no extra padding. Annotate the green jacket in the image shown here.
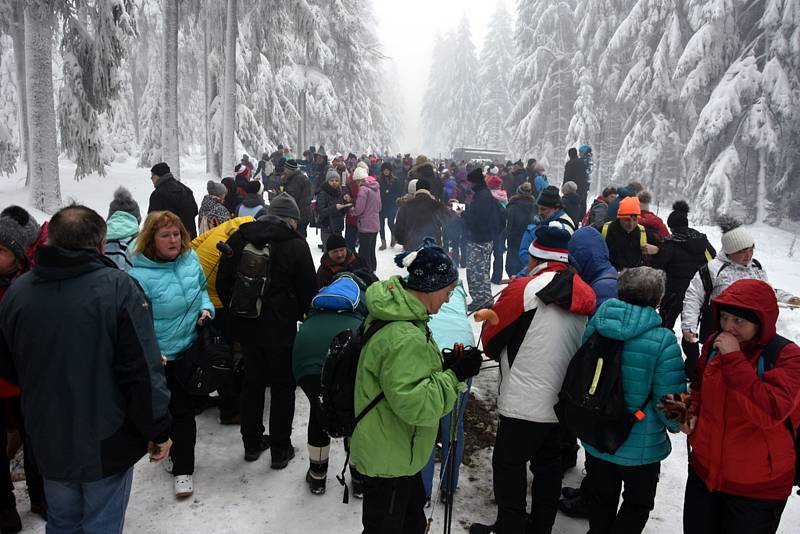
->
[350,276,465,477]
[292,308,365,381]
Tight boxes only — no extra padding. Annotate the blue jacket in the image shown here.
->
[582,299,686,466]
[568,227,618,308]
[129,250,214,359]
[104,211,139,271]
[463,183,504,243]
[517,208,574,267]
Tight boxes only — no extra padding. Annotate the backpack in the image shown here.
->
[697,259,761,341]
[757,334,800,494]
[174,322,234,396]
[228,242,272,318]
[554,331,652,454]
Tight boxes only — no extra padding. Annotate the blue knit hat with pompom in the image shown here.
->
[395,237,458,293]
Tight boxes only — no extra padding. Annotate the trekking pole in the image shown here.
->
[467,285,509,318]
[443,390,463,534]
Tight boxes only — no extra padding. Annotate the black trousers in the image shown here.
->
[379,206,397,242]
[362,472,427,534]
[492,417,562,534]
[358,232,378,272]
[212,308,242,420]
[0,399,45,510]
[297,375,329,449]
[585,453,660,534]
[345,224,359,251]
[165,362,197,476]
[240,338,296,449]
[491,234,505,284]
[683,468,787,534]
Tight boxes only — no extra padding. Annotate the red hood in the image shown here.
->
[711,279,778,346]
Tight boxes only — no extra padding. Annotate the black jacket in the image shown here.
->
[0,246,171,482]
[603,220,657,271]
[316,183,347,234]
[379,174,404,215]
[564,157,589,197]
[393,192,451,250]
[148,173,199,238]
[561,192,582,227]
[463,183,505,243]
[216,216,317,346]
[505,193,535,251]
[282,171,313,226]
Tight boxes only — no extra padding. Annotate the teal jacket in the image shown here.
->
[428,282,474,350]
[129,250,214,359]
[104,211,139,271]
[292,308,365,381]
[582,298,686,466]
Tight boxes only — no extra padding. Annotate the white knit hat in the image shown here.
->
[353,167,369,182]
[718,215,754,254]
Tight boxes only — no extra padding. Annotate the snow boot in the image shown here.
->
[390,236,396,248]
[350,465,364,499]
[244,435,270,462]
[270,444,295,469]
[379,239,387,251]
[469,523,494,534]
[558,495,589,518]
[561,486,581,499]
[305,468,327,495]
[174,475,193,499]
[306,445,329,495]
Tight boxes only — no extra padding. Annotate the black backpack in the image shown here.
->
[555,331,651,454]
[757,334,800,494]
[697,259,761,341]
[228,242,272,318]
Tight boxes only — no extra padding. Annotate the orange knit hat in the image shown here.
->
[617,196,641,218]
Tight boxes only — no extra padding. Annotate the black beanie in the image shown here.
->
[717,303,761,328]
[150,162,170,177]
[325,233,347,252]
[537,185,561,208]
[467,168,484,185]
[395,237,458,293]
[667,200,690,229]
[381,161,393,172]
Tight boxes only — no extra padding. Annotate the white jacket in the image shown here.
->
[681,251,795,332]
[497,265,589,423]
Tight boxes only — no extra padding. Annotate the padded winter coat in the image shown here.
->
[581,299,686,466]
[351,177,382,233]
[350,276,464,478]
[428,282,474,350]
[281,171,313,226]
[129,250,214,359]
[689,280,800,499]
[568,227,618,308]
[564,156,588,197]
[292,309,365,381]
[315,183,347,234]
[191,216,254,309]
[639,210,670,242]
[463,182,505,244]
[517,209,576,267]
[148,173,199,238]
[104,211,139,271]
[394,191,450,250]
[481,263,596,423]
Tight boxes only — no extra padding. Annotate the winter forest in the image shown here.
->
[0,0,799,223]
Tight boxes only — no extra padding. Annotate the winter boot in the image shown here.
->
[558,495,589,518]
[174,475,193,499]
[0,508,21,534]
[306,445,329,495]
[561,486,581,499]
[379,239,387,251]
[468,523,494,534]
[270,444,295,469]
[390,236,396,248]
[244,435,270,462]
[350,465,364,499]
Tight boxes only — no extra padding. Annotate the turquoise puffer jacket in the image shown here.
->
[129,250,214,359]
[582,298,686,466]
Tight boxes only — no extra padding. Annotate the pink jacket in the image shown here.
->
[351,177,382,233]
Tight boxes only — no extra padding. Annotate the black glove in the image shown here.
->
[449,346,483,382]
[441,346,462,370]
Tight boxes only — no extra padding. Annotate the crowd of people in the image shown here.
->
[0,142,797,534]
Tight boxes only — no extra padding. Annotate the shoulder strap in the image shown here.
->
[757,335,793,377]
[704,248,713,262]
[752,258,762,270]
[601,221,611,239]
[637,224,647,247]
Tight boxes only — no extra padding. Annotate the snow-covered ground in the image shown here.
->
[1,156,799,533]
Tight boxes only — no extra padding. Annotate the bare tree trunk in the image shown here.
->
[204,0,211,175]
[12,0,29,184]
[25,0,61,213]
[221,0,237,176]
[161,0,180,179]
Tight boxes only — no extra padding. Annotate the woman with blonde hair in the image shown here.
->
[129,211,214,499]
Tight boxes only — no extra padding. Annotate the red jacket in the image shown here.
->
[639,210,670,241]
[689,279,800,500]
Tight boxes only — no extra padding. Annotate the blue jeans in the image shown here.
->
[44,467,134,534]
[421,387,470,498]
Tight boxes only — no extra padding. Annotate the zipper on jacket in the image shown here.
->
[410,427,417,466]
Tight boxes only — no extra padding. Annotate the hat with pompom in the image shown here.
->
[667,201,690,230]
[718,215,754,255]
[395,237,458,293]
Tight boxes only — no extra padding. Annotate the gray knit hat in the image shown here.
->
[326,168,341,182]
[207,180,228,198]
[0,206,40,248]
[108,187,141,222]
[0,216,29,267]
[267,193,301,220]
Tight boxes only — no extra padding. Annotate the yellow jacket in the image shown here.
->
[191,216,254,308]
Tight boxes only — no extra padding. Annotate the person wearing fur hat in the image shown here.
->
[408,155,442,200]
[148,162,199,238]
[600,196,660,271]
[637,191,670,241]
[105,187,142,271]
[505,182,536,277]
[516,186,576,273]
[463,168,506,311]
[681,216,799,380]
[471,226,596,534]
[351,238,482,533]
[651,201,715,330]
[560,180,582,227]
[280,159,313,237]
[237,180,267,219]
[682,279,800,534]
[216,193,318,470]
[198,181,232,235]
[379,161,404,250]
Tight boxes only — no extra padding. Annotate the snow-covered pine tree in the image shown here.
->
[421,32,452,156]
[25,0,61,212]
[138,41,162,168]
[477,1,514,152]
[220,0,237,176]
[443,17,480,153]
[0,35,20,175]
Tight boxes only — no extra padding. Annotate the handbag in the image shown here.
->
[174,322,234,396]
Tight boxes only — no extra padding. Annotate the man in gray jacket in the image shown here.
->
[0,205,172,533]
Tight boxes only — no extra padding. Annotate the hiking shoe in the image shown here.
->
[270,445,295,469]
[174,475,193,499]
[244,435,270,462]
[558,495,589,518]
[305,468,327,495]
[561,486,581,499]
[469,523,494,534]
